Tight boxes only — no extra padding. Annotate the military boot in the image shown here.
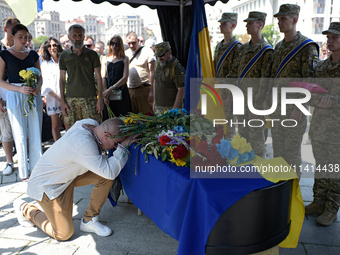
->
[316,209,338,226]
[305,202,325,215]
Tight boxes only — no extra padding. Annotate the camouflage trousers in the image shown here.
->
[312,140,340,213]
[64,97,101,128]
[271,114,307,178]
[154,105,172,116]
[237,114,266,158]
[220,90,236,140]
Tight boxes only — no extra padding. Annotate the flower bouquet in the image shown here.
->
[19,67,41,115]
[112,109,192,167]
[111,108,255,169]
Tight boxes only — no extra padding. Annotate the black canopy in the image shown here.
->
[52,0,229,67]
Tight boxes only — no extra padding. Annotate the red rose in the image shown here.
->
[159,135,171,146]
[144,112,154,116]
[210,145,217,154]
[209,151,224,165]
[215,125,224,135]
[172,144,188,159]
[212,133,223,145]
[197,141,208,155]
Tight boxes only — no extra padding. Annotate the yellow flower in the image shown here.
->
[231,134,252,154]
[19,70,26,78]
[124,118,133,124]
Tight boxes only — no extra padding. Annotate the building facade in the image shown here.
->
[65,15,105,43]
[35,11,65,39]
[105,14,147,44]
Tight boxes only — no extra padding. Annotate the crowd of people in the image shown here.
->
[0,14,185,240]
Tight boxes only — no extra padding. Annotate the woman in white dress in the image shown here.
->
[41,37,63,141]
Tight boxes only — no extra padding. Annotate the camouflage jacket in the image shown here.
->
[269,32,319,115]
[227,38,273,109]
[213,36,242,78]
[309,57,340,144]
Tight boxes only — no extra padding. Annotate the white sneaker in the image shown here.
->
[13,199,34,227]
[80,216,112,236]
[3,163,13,175]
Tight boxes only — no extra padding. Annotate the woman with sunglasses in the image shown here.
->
[41,37,63,142]
[102,35,131,117]
[0,24,43,181]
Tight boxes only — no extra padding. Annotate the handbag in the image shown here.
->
[106,60,123,101]
[109,89,122,100]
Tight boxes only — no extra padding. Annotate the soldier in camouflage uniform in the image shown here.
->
[153,42,185,115]
[227,11,273,158]
[214,12,242,139]
[304,22,340,226]
[269,4,319,176]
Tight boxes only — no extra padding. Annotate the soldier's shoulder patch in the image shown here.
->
[180,75,185,83]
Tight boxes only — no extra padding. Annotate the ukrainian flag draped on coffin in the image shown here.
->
[5,0,44,25]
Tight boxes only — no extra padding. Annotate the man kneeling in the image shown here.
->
[13,118,138,240]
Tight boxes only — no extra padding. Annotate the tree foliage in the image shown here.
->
[32,35,48,49]
[261,24,281,47]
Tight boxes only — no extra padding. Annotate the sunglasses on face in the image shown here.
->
[85,44,93,48]
[140,40,144,42]
[159,50,168,58]
[47,44,58,48]
[110,41,119,46]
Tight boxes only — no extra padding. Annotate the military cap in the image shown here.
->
[243,11,267,22]
[154,42,171,57]
[274,4,300,17]
[218,12,238,22]
[322,22,340,35]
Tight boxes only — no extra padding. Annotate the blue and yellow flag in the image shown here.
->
[5,0,44,26]
[184,0,215,111]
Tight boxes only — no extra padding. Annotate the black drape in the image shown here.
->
[156,5,192,68]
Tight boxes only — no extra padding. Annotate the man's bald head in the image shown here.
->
[101,118,125,136]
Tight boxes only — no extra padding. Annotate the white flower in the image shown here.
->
[158,130,174,137]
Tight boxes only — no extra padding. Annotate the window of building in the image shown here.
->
[94,26,96,32]
[263,0,265,6]
[259,1,261,8]
[250,3,252,10]
[312,17,324,34]
[313,0,325,14]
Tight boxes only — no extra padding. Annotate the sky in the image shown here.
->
[42,0,160,25]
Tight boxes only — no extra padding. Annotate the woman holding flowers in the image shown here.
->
[41,37,63,141]
[0,24,43,180]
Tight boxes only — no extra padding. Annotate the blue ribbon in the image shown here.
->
[238,45,273,86]
[215,41,241,77]
[275,39,318,78]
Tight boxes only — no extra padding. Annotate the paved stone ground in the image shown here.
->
[0,128,339,254]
